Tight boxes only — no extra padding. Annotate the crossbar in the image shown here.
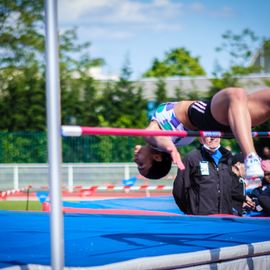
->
[61,126,270,138]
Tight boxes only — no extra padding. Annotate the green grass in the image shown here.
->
[0,200,42,211]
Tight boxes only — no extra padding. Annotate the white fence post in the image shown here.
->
[14,165,19,189]
[124,164,130,180]
[68,164,74,192]
[0,163,174,190]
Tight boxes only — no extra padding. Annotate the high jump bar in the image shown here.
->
[62,125,270,138]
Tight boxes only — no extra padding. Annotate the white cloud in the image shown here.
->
[209,6,235,18]
[78,26,134,41]
[188,2,205,13]
[154,23,183,32]
[58,0,184,34]
[187,2,235,17]
[58,0,113,22]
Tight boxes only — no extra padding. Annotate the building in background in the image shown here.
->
[91,40,270,100]
[136,74,270,100]
[250,39,270,74]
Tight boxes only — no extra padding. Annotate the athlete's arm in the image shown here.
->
[145,121,185,170]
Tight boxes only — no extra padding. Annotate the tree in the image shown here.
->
[215,28,261,76]
[95,60,148,161]
[0,0,45,69]
[0,65,46,131]
[98,59,148,129]
[0,0,107,163]
[208,72,239,97]
[250,39,270,74]
[209,28,262,96]
[0,0,46,131]
[154,78,167,104]
[209,29,270,153]
[59,30,104,127]
[143,48,206,78]
[174,84,185,101]
[0,1,104,131]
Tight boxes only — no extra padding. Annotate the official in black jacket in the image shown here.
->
[173,137,239,215]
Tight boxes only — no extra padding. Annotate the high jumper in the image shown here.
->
[134,87,270,179]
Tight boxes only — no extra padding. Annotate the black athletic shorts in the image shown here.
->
[188,100,232,132]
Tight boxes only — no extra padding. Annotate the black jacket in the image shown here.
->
[249,180,270,215]
[250,180,270,198]
[231,174,246,216]
[173,145,241,215]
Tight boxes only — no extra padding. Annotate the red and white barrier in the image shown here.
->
[76,185,173,192]
[0,186,32,199]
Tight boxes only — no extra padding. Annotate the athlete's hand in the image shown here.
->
[166,145,185,170]
[144,121,185,170]
[146,135,186,170]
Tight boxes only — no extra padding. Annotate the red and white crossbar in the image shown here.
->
[62,125,270,138]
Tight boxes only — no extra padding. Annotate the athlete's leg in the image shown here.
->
[210,87,255,156]
[210,87,270,178]
[247,89,270,125]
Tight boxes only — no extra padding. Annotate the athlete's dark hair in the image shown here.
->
[140,152,172,180]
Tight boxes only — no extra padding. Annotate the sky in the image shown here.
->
[58,0,270,80]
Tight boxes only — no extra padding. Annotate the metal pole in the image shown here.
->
[68,165,74,192]
[45,0,64,269]
[13,165,19,190]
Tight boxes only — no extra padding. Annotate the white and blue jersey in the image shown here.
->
[151,102,195,146]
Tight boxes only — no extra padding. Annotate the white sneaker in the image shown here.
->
[245,153,264,179]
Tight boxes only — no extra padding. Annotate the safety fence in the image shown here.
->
[0,131,199,164]
[0,131,146,163]
[0,163,176,192]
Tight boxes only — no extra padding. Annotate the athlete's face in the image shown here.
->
[134,145,162,176]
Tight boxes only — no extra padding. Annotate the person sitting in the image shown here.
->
[231,153,255,216]
[248,160,270,216]
[134,88,270,180]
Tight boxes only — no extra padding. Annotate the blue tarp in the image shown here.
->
[1,196,270,268]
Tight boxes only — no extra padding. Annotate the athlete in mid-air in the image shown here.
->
[134,87,270,179]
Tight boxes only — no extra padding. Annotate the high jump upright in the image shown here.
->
[45,0,64,269]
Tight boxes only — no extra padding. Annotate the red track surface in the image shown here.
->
[61,207,179,216]
[0,191,172,201]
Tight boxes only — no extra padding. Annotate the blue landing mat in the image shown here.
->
[62,195,183,214]
[1,208,270,268]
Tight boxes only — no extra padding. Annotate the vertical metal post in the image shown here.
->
[124,164,130,180]
[14,165,19,190]
[45,0,64,269]
[68,165,74,192]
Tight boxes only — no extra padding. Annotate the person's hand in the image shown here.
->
[244,196,255,209]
